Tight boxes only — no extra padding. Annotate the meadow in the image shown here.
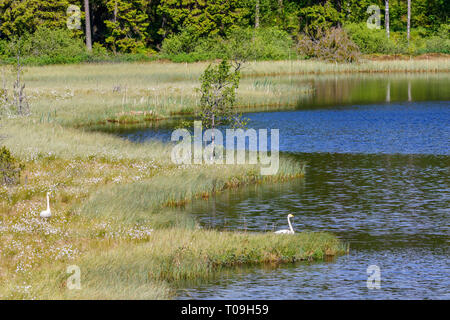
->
[1,57,448,299]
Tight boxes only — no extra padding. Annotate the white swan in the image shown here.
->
[40,192,52,219]
[274,214,295,234]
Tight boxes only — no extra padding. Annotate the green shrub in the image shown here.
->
[436,24,450,39]
[1,26,87,65]
[420,24,450,54]
[160,27,294,62]
[345,23,398,54]
[0,146,23,185]
[23,27,86,62]
[91,43,110,58]
[422,36,450,54]
[160,30,200,56]
[225,27,294,61]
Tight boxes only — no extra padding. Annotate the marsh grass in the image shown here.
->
[18,59,449,126]
[81,157,305,224]
[3,229,345,299]
[0,115,309,299]
[4,58,442,299]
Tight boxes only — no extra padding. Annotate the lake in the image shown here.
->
[119,74,449,299]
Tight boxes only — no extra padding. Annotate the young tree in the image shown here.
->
[198,60,246,157]
[1,38,30,117]
[84,0,92,51]
[199,60,244,129]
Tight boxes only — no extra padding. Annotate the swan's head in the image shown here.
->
[288,214,294,218]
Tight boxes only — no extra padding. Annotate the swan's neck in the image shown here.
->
[288,216,294,233]
[46,194,50,211]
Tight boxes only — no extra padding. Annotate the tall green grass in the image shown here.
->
[14,59,448,127]
[11,229,345,299]
[81,157,304,224]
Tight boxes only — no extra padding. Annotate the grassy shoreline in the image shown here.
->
[2,58,448,299]
[10,58,449,127]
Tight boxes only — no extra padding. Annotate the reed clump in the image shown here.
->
[5,229,345,299]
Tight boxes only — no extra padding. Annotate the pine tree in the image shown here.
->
[0,0,80,38]
[104,0,149,53]
[158,0,249,38]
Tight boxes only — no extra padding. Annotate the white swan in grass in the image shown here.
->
[274,214,295,234]
[40,192,52,219]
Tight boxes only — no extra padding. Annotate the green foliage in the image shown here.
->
[161,26,294,62]
[0,27,87,65]
[198,60,243,129]
[345,23,397,54]
[0,146,23,185]
[158,0,250,38]
[0,0,449,64]
[0,0,80,38]
[225,27,294,61]
[341,0,383,23]
[20,26,86,62]
[422,37,450,54]
[299,2,343,37]
[104,0,150,54]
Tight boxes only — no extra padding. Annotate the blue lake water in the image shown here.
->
[118,75,449,299]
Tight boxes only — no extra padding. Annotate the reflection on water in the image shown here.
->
[174,101,449,299]
[296,73,450,108]
[111,74,449,299]
[177,152,449,299]
[183,153,449,246]
[178,248,449,300]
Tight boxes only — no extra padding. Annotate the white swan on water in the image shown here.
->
[274,214,295,234]
[40,192,52,219]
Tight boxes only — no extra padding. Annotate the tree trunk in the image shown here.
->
[385,0,390,39]
[84,0,92,51]
[407,0,411,44]
[278,0,284,25]
[255,0,260,29]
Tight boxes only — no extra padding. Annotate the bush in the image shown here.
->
[420,25,450,54]
[0,146,23,185]
[160,27,294,62]
[345,23,398,54]
[297,27,360,63]
[225,27,294,61]
[22,27,86,63]
[1,26,87,65]
[422,37,450,54]
[160,30,200,56]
